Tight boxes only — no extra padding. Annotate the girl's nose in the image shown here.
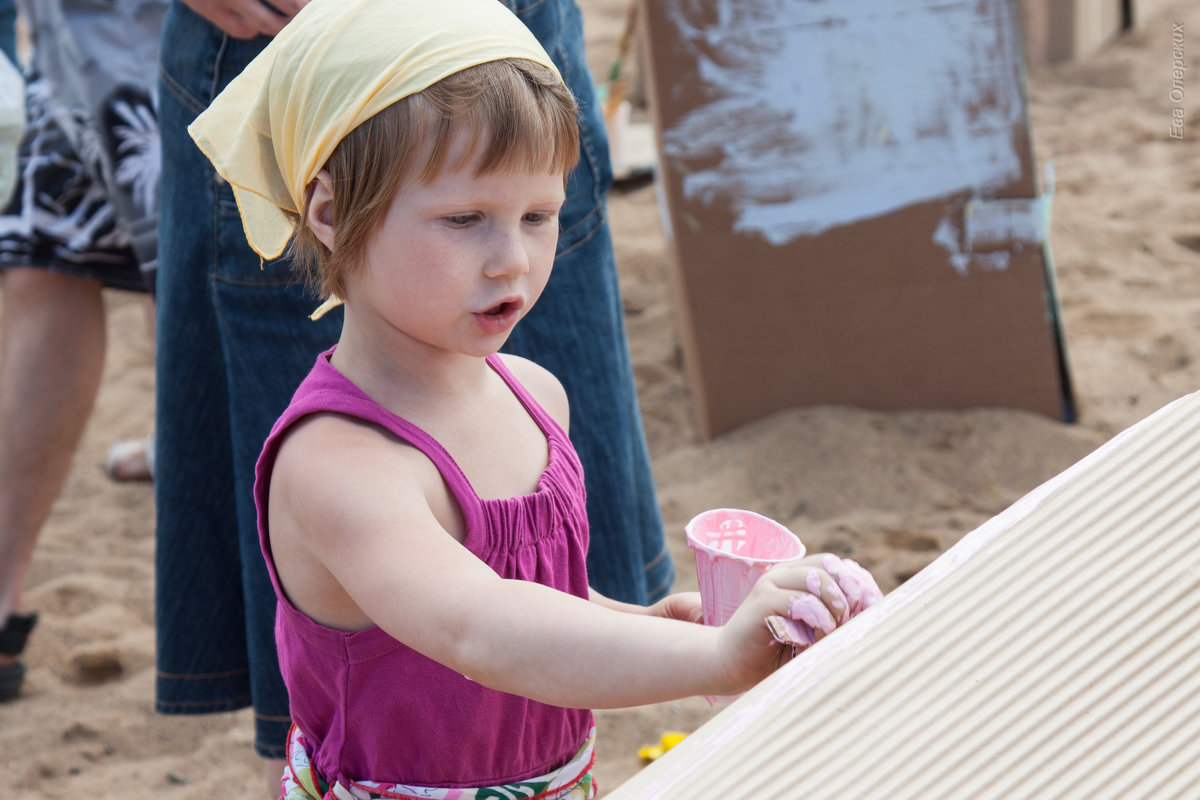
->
[484,227,531,279]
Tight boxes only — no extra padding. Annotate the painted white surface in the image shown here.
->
[659,0,1028,246]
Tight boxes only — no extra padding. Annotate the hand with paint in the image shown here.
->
[766,554,882,649]
[824,553,883,617]
[716,554,854,689]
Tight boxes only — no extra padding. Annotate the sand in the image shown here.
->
[3,0,1199,795]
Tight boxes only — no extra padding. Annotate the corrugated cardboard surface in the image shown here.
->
[606,390,1200,798]
[641,0,1073,437]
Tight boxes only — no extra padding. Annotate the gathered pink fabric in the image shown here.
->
[254,349,594,788]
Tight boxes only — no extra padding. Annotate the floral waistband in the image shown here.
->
[282,724,597,800]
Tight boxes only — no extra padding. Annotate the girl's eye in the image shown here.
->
[524,212,554,225]
[444,214,476,227]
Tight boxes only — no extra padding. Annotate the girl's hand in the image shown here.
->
[716,554,853,692]
[646,592,704,625]
[765,554,883,648]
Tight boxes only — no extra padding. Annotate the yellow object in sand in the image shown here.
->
[638,731,689,762]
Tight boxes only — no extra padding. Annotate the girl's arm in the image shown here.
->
[590,586,706,625]
[269,415,849,710]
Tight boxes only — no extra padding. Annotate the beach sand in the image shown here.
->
[3,0,1198,795]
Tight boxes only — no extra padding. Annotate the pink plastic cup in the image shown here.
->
[686,508,805,628]
[686,509,805,703]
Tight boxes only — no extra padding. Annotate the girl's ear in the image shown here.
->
[306,170,336,251]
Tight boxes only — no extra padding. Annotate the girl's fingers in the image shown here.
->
[818,553,883,617]
[660,592,704,624]
[803,561,850,624]
[788,593,835,634]
[766,560,848,625]
[820,554,859,612]
[842,558,883,613]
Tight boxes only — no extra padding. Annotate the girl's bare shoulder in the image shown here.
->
[270,411,440,516]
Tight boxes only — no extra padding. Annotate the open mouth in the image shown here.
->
[474,297,523,333]
[484,300,515,316]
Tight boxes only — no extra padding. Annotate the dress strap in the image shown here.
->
[280,350,483,508]
[484,353,569,446]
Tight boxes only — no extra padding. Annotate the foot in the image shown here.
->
[104,435,154,482]
[0,612,37,702]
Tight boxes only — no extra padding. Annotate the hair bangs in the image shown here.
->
[416,59,580,182]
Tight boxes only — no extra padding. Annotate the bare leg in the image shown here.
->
[104,293,156,482]
[141,293,155,336]
[261,757,285,799]
[0,268,106,645]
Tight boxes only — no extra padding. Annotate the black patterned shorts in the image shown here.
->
[0,73,156,293]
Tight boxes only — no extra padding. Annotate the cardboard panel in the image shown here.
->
[606,388,1200,799]
[641,0,1073,437]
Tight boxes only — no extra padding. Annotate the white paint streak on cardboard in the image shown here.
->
[932,191,1048,276]
[964,196,1046,250]
[932,212,1013,276]
[933,214,970,276]
[659,0,1026,246]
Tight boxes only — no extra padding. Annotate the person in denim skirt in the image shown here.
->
[153,0,673,792]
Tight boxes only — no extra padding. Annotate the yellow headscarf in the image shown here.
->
[188,0,561,271]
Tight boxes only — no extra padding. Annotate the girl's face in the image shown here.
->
[343,134,566,360]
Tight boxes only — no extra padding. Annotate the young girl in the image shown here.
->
[189,0,878,796]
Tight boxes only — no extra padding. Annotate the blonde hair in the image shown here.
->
[289,58,580,301]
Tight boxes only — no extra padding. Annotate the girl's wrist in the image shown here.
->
[709,626,753,696]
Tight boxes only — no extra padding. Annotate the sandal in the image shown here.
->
[104,434,155,482]
[0,612,38,702]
